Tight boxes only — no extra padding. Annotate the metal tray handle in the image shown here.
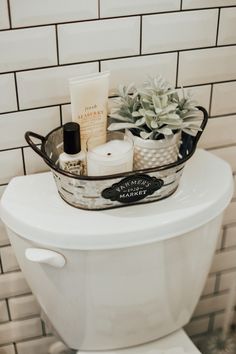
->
[195,105,208,144]
[25,131,52,165]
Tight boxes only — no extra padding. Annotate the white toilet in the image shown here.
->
[0,149,234,354]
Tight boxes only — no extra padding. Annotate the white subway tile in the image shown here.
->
[0,0,9,30]
[0,107,60,150]
[234,175,236,198]
[216,227,224,251]
[58,17,140,64]
[0,224,9,247]
[182,0,236,9]
[211,147,236,173]
[101,53,177,95]
[211,82,236,116]
[0,300,9,323]
[223,202,236,225]
[216,228,224,251]
[0,150,24,184]
[218,8,236,45]
[184,85,211,113]
[0,272,30,299]
[8,295,40,320]
[0,318,42,346]
[17,62,98,109]
[0,26,57,73]
[178,47,236,86]
[199,116,236,149]
[0,187,9,247]
[0,186,5,198]
[10,0,98,27]
[211,248,236,273]
[61,104,72,124]
[202,275,216,296]
[16,336,56,354]
[100,0,180,17]
[219,270,236,292]
[225,226,236,248]
[193,293,229,317]
[142,10,217,54]
[0,246,19,273]
[213,309,235,331]
[0,74,17,114]
[23,147,49,175]
[0,344,15,354]
[185,316,209,336]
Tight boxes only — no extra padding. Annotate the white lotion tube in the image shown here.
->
[69,71,110,151]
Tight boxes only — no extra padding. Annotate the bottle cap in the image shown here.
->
[63,122,81,154]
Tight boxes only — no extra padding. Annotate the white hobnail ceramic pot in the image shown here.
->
[126,130,181,170]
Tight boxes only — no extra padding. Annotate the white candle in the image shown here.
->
[87,139,133,176]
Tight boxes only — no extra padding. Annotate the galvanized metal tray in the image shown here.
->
[25,106,208,210]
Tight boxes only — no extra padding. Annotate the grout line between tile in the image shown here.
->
[6,0,12,28]
[215,8,221,46]
[193,309,226,322]
[41,319,47,336]
[21,148,26,175]
[0,334,47,349]
[13,343,18,354]
[98,0,101,19]
[210,111,236,118]
[55,25,60,65]
[5,298,12,321]
[0,256,3,274]
[200,289,228,301]
[0,104,62,116]
[0,6,235,32]
[0,292,33,301]
[139,15,142,55]
[0,43,236,76]
[13,73,20,111]
[207,141,236,150]
[59,105,63,126]
[221,227,227,250]
[215,244,236,254]
[210,265,236,277]
[214,273,221,293]
[208,84,213,116]
[208,314,215,332]
[175,51,180,88]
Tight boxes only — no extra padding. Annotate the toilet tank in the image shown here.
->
[0,150,233,351]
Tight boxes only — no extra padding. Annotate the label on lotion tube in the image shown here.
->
[69,71,110,152]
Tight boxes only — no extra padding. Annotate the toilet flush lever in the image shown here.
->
[25,248,66,268]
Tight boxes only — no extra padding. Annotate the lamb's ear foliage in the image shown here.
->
[108,76,201,140]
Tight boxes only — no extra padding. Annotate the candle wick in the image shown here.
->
[107,152,112,156]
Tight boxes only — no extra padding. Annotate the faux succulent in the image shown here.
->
[108,76,202,140]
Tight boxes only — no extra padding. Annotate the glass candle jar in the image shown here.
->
[86,131,134,176]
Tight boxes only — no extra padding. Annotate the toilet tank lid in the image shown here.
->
[0,149,233,250]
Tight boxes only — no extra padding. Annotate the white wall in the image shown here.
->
[0,0,236,352]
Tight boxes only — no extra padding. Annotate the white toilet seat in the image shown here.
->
[77,330,201,354]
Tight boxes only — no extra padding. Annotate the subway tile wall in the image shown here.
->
[0,1,236,352]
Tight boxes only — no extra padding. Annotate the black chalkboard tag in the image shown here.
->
[101,174,164,204]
